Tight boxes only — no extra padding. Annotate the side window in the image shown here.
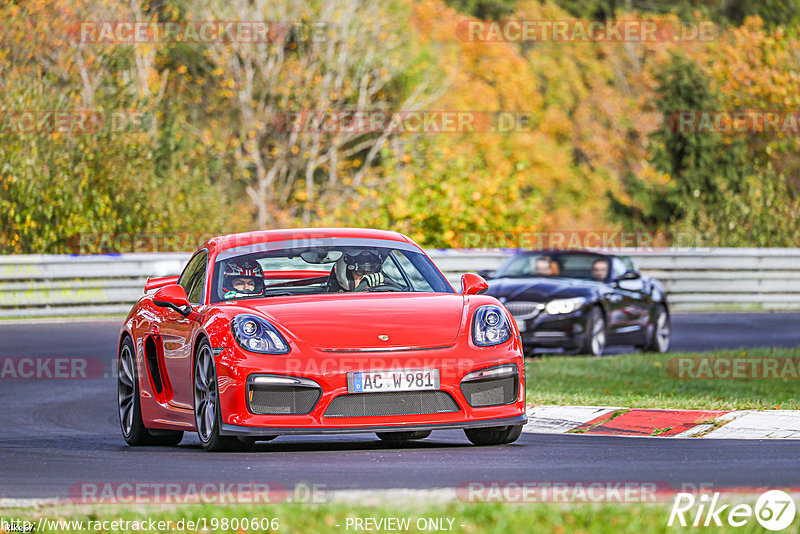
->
[390,251,435,291]
[610,257,627,280]
[619,255,637,272]
[179,251,208,304]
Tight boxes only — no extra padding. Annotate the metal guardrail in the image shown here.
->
[1,249,799,317]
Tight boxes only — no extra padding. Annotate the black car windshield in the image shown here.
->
[210,241,454,302]
[495,252,611,282]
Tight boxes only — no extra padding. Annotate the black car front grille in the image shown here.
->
[503,301,544,319]
[460,376,518,407]
[324,391,460,417]
[248,385,321,415]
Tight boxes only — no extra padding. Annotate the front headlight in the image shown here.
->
[472,305,512,347]
[231,314,290,354]
[544,297,587,315]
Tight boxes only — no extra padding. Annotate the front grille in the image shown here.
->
[460,376,518,407]
[504,301,544,319]
[248,386,321,415]
[324,391,460,417]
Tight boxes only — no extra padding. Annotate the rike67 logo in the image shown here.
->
[669,490,796,531]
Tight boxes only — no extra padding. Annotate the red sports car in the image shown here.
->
[118,228,526,451]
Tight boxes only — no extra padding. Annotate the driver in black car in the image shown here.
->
[329,250,389,292]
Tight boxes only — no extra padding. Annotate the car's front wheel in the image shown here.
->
[579,306,606,356]
[641,305,670,353]
[376,430,431,442]
[464,424,523,445]
[117,336,183,446]
[193,339,254,452]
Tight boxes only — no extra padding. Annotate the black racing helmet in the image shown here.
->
[335,250,383,289]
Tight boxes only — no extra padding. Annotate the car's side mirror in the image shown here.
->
[461,273,489,295]
[615,270,641,284]
[476,269,495,280]
[152,284,193,317]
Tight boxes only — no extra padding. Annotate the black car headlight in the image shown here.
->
[232,314,290,354]
[472,305,512,346]
[544,297,586,315]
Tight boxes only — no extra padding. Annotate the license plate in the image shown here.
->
[348,369,440,393]
[515,318,527,332]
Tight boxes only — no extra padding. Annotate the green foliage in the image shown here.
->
[2,0,800,254]
[552,0,800,27]
[609,50,800,246]
[444,0,518,20]
[721,0,800,28]
[608,54,747,242]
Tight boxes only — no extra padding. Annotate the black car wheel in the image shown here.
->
[579,307,606,356]
[118,336,183,446]
[641,305,670,353]
[464,424,523,445]
[376,430,431,442]
[193,339,255,452]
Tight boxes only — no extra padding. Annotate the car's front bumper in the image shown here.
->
[515,309,588,350]
[221,414,528,437]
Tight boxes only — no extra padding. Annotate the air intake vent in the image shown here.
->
[324,391,460,417]
[460,376,518,407]
[247,375,321,415]
[249,386,321,415]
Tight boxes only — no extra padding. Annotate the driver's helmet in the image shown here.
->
[221,258,265,298]
[335,250,383,290]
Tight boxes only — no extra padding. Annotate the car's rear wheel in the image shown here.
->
[579,307,606,356]
[118,336,183,446]
[464,424,523,445]
[376,430,431,442]
[641,305,670,353]
[193,339,254,452]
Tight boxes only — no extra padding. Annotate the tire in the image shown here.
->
[464,424,523,446]
[117,336,183,446]
[579,306,606,357]
[641,305,670,353]
[193,339,255,452]
[376,430,431,442]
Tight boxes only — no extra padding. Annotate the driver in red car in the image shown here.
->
[329,250,386,292]
[221,259,265,299]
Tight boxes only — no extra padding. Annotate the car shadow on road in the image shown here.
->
[174,435,478,453]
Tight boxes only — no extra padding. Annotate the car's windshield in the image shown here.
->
[495,252,611,282]
[210,241,453,302]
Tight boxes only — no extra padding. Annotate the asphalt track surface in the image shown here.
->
[1,313,798,500]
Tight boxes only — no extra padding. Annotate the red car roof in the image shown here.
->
[202,227,413,253]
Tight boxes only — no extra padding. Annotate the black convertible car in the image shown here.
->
[481,250,670,356]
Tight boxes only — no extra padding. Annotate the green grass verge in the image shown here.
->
[526,348,800,410]
[2,501,791,534]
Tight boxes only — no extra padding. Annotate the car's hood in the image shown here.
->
[241,293,465,349]
[486,277,598,301]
